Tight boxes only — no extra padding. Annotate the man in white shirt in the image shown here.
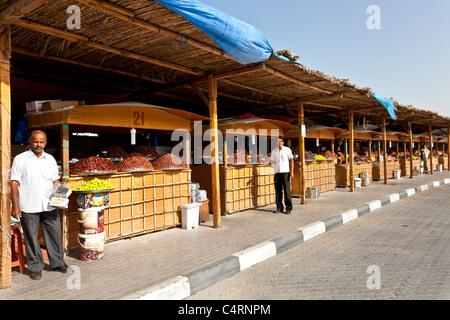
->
[11,130,68,280]
[270,137,294,214]
[422,145,430,174]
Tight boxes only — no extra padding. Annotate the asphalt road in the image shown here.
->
[187,184,450,300]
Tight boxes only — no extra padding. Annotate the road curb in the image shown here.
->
[121,178,450,300]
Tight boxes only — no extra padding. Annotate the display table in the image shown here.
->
[372,160,400,180]
[292,160,335,195]
[439,156,448,170]
[335,162,372,187]
[63,169,191,251]
[400,158,421,176]
[191,164,275,215]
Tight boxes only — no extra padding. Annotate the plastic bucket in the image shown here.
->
[393,170,401,179]
[76,191,110,209]
[354,178,361,188]
[180,202,201,229]
[78,207,104,234]
[78,232,105,261]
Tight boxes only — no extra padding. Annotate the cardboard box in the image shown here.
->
[26,100,60,113]
[42,100,79,111]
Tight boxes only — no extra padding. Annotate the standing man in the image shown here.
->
[422,144,430,174]
[270,137,294,214]
[11,130,68,280]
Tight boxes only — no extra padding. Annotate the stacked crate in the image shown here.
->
[64,169,191,251]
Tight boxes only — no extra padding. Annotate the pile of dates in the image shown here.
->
[152,153,186,170]
[305,151,316,161]
[107,146,128,159]
[117,155,154,171]
[70,156,118,173]
[132,145,159,159]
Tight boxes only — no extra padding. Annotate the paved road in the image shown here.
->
[187,184,450,300]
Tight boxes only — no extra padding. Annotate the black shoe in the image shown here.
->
[30,271,42,280]
[53,264,69,273]
[274,208,283,213]
[285,210,292,215]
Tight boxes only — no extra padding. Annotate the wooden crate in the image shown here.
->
[222,164,275,214]
[191,164,276,215]
[372,160,400,180]
[439,156,448,170]
[426,157,441,171]
[63,169,191,252]
[400,158,421,176]
[292,160,336,195]
[335,162,372,187]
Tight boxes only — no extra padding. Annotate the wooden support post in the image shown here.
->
[408,122,414,179]
[382,118,388,185]
[297,100,306,205]
[348,110,354,192]
[403,141,406,159]
[0,24,11,288]
[345,139,348,164]
[377,140,381,161]
[60,124,70,182]
[429,124,433,174]
[208,74,221,228]
[223,133,227,167]
[448,128,450,171]
[60,124,69,254]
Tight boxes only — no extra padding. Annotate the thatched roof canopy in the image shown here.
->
[3,0,450,134]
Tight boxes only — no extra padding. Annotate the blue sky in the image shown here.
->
[201,0,450,118]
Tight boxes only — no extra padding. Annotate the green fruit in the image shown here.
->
[72,178,114,191]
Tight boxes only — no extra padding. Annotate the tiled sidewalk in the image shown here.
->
[1,171,449,300]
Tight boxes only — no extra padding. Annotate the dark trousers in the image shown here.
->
[20,209,66,273]
[423,158,429,173]
[274,173,293,211]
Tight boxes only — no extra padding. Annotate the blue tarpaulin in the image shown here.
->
[370,93,398,120]
[155,0,297,65]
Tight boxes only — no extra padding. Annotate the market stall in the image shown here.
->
[334,126,379,187]
[191,115,297,214]
[369,130,406,181]
[25,102,208,251]
[436,137,449,170]
[286,122,345,194]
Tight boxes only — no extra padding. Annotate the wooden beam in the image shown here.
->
[263,65,334,95]
[219,79,293,100]
[0,24,11,288]
[297,100,306,205]
[0,0,47,24]
[60,124,70,181]
[131,63,265,100]
[75,0,231,60]
[309,104,382,118]
[194,85,268,105]
[299,93,343,103]
[12,66,141,92]
[448,127,450,172]
[349,110,354,192]
[408,122,414,179]
[382,117,388,185]
[12,46,168,84]
[13,19,204,76]
[429,124,433,174]
[282,102,298,120]
[208,75,221,228]
[189,83,209,106]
